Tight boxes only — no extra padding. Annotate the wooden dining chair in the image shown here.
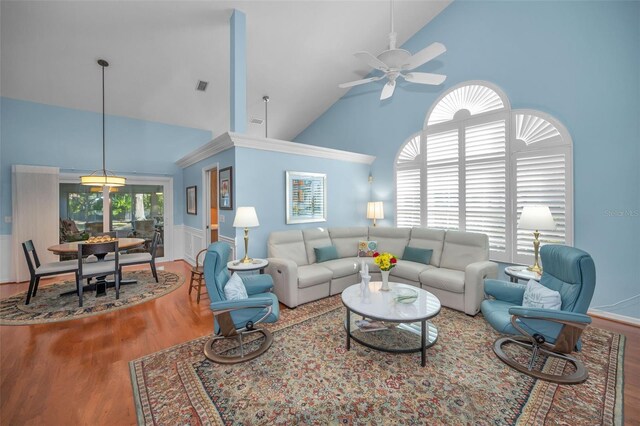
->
[22,240,79,305]
[118,231,161,282]
[188,248,208,303]
[77,241,119,307]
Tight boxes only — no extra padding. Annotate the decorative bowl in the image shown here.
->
[395,287,418,304]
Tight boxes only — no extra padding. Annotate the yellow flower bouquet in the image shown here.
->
[373,252,397,271]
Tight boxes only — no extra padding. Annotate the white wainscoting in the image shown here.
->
[182,225,206,266]
[219,235,237,261]
[0,235,15,283]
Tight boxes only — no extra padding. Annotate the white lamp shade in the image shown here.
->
[233,207,259,227]
[518,205,556,231]
[366,201,384,220]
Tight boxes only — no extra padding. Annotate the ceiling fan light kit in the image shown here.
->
[339,0,447,100]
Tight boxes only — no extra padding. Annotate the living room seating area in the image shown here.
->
[267,226,498,315]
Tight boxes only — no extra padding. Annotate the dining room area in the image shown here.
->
[1,164,176,320]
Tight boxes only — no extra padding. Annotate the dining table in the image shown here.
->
[48,237,145,297]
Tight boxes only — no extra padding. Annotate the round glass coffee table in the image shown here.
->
[341,281,441,367]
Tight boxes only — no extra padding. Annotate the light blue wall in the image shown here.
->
[0,97,212,234]
[295,2,640,318]
[234,147,371,259]
[182,147,236,238]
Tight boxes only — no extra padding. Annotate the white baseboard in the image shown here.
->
[0,234,15,283]
[588,309,640,327]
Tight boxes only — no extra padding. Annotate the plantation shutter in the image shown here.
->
[515,149,568,260]
[396,135,422,227]
[311,178,325,217]
[464,120,507,256]
[426,129,459,230]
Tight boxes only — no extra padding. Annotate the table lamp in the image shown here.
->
[367,201,384,227]
[518,205,556,274]
[233,207,260,263]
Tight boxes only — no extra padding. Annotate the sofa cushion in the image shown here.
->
[391,260,433,282]
[314,246,339,263]
[303,228,332,264]
[420,268,465,294]
[440,230,488,272]
[368,227,411,258]
[328,227,368,258]
[320,258,359,279]
[268,230,308,266]
[402,246,433,265]
[408,227,445,267]
[297,264,333,288]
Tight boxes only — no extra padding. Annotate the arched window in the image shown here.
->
[395,81,573,263]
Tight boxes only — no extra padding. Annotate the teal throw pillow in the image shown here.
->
[315,245,339,263]
[402,246,433,265]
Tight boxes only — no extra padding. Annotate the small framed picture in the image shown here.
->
[186,186,197,215]
[286,171,327,224]
[219,166,233,210]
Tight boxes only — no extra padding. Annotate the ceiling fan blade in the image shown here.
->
[403,42,446,70]
[354,51,388,71]
[338,75,384,88]
[403,72,447,85]
[380,80,396,100]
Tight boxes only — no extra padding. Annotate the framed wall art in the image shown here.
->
[219,166,233,210]
[186,186,197,215]
[286,171,327,224]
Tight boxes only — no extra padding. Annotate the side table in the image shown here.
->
[227,258,269,274]
[504,265,541,283]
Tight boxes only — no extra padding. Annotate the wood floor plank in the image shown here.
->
[1,261,638,425]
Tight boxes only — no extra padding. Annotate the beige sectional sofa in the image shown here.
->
[265,226,498,315]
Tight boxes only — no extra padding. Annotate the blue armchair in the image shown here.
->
[480,245,595,384]
[202,242,279,364]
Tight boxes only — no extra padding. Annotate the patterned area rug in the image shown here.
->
[0,270,183,325]
[130,295,624,425]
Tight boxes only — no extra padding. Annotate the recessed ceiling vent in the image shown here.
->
[250,118,264,125]
[196,80,208,91]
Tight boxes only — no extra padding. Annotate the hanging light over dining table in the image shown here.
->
[80,59,126,187]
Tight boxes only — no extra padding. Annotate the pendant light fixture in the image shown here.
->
[80,59,126,187]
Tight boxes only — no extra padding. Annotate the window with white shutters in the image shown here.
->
[465,120,507,253]
[426,129,459,230]
[395,81,573,264]
[396,134,422,227]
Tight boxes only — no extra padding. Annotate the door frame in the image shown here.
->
[202,164,219,245]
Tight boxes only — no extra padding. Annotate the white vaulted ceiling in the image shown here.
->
[1,1,450,141]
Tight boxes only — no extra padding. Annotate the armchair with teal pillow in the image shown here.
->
[480,245,596,384]
[203,242,279,364]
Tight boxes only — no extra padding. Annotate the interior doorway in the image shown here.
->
[205,166,219,245]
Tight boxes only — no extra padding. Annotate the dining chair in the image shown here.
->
[22,240,79,305]
[188,248,208,303]
[118,231,160,282]
[77,241,120,307]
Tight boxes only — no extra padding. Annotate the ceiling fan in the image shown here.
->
[339,0,447,100]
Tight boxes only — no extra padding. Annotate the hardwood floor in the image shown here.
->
[1,260,638,425]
